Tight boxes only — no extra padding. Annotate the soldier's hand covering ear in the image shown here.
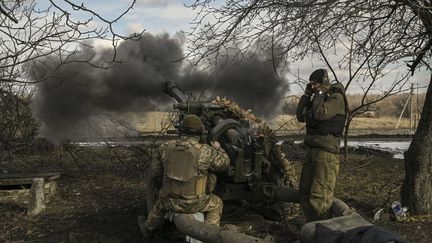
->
[305,83,313,97]
[314,82,331,94]
[314,87,324,95]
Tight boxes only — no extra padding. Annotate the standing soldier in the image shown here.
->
[296,69,347,222]
[138,114,230,239]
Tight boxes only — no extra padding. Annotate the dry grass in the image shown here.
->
[134,112,414,133]
[127,111,175,133]
[349,117,412,130]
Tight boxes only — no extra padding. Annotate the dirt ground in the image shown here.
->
[1,141,432,243]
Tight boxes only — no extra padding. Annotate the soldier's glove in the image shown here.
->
[304,83,313,97]
[211,141,221,149]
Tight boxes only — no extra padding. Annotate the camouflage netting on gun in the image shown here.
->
[213,96,300,219]
[212,96,298,187]
[212,96,260,122]
[212,96,270,138]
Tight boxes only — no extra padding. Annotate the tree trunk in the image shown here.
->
[401,73,432,215]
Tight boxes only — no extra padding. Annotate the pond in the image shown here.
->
[347,139,411,159]
[290,138,411,159]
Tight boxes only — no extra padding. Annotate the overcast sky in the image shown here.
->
[43,0,430,95]
[67,0,197,35]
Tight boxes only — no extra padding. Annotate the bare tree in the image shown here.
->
[186,0,432,214]
[0,87,38,151]
[0,0,143,151]
[0,0,142,85]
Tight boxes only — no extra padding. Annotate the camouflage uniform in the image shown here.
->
[296,81,347,222]
[144,136,229,232]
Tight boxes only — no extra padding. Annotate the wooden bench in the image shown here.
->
[0,172,60,215]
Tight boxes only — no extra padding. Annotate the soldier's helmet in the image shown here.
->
[180,114,203,134]
[309,69,329,84]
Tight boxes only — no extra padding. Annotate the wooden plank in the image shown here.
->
[0,172,60,180]
[0,179,33,186]
[0,172,61,186]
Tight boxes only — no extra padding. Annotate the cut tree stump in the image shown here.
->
[27,178,46,216]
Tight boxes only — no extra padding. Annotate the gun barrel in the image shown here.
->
[164,81,187,103]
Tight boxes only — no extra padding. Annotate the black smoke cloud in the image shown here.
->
[30,33,289,142]
[186,56,289,118]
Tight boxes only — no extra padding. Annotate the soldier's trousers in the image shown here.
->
[299,147,339,222]
[145,193,223,232]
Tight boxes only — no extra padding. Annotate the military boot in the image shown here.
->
[138,215,153,239]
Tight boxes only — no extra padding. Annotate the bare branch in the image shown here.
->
[0,3,18,23]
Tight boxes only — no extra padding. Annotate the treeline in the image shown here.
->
[283,92,426,118]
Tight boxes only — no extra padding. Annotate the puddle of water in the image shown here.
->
[72,140,160,147]
[348,140,410,159]
[74,142,116,147]
[289,139,411,159]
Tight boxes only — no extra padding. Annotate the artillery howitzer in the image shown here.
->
[144,81,299,242]
[158,81,299,203]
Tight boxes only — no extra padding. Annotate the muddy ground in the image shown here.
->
[1,141,431,243]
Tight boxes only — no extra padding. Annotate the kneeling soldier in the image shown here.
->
[139,114,230,239]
